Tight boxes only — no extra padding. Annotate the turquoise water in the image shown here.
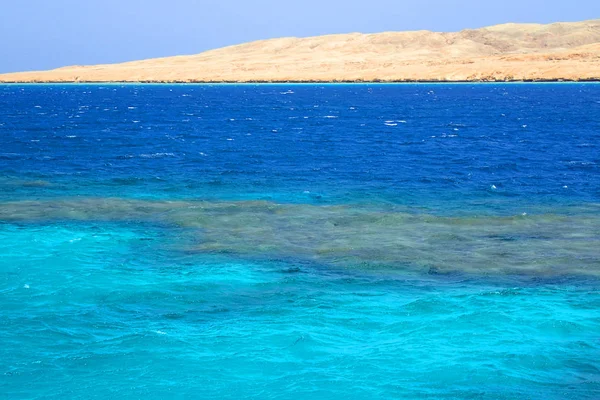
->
[1,84,599,399]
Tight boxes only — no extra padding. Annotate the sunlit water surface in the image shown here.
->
[1,84,599,399]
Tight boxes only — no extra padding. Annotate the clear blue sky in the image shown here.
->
[1,0,598,73]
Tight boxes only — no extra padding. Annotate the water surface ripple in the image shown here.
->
[1,84,599,399]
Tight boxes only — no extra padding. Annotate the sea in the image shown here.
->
[1,83,599,399]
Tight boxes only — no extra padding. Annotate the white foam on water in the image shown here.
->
[66,135,77,138]
[140,153,176,158]
[23,284,30,289]
[153,330,167,335]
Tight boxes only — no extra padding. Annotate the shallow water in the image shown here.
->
[1,84,599,399]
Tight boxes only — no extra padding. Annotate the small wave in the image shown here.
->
[0,153,22,159]
[139,153,176,158]
[566,161,596,167]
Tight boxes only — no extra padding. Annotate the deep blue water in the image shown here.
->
[1,84,599,399]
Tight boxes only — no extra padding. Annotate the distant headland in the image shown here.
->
[1,19,599,83]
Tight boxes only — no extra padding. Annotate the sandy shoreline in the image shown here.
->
[2,19,599,83]
[1,79,599,83]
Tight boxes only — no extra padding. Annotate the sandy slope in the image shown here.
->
[2,20,600,82]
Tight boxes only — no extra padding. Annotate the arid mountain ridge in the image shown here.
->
[1,19,599,82]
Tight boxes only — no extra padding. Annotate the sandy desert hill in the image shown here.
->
[1,19,599,82]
